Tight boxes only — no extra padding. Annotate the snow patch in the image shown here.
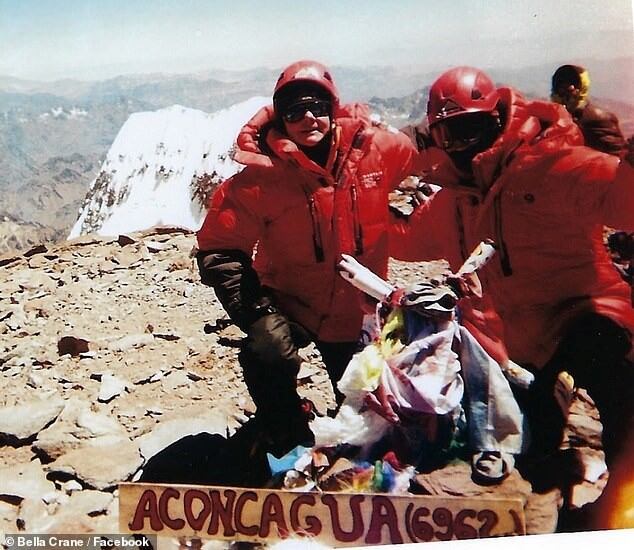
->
[69,97,269,238]
[68,107,88,119]
[43,106,89,120]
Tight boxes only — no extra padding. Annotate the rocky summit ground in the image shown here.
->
[0,227,607,547]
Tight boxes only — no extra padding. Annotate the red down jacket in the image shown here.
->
[197,103,417,342]
[393,88,634,368]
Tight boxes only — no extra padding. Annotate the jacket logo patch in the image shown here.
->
[360,171,383,188]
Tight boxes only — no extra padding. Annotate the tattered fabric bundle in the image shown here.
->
[311,244,529,483]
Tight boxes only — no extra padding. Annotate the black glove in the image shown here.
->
[607,231,634,262]
[197,248,270,330]
[245,312,300,366]
[248,310,313,353]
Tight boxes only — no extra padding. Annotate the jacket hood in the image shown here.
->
[233,102,372,170]
[471,87,584,193]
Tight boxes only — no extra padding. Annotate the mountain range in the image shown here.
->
[0,59,632,251]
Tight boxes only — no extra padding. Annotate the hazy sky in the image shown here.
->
[1,0,632,81]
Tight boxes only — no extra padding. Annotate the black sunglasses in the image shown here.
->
[431,113,496,152]
[282,100,331,123]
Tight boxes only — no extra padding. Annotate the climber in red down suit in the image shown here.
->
[392,66,634,527]
[196,60,417,454]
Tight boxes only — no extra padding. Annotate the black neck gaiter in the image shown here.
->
[298,131,332,168]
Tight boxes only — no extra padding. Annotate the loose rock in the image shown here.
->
[0,460,57,500]
[0,397,64,444]
[137,408,228,460]
[98,374,128,402]
[46,439,143,490]
[58,336,91,357]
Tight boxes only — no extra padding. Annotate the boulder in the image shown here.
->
[137,408,228,460]
[98,373,128,402]
[46,439,143,490]
[34,404,128,460]
[0,397,64,444]
[0,459,56,500]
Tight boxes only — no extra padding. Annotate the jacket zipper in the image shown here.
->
[350,183,364,255]
[494,194,513,276]
[455,201,469,262]
[303,125,366,264]
[458,193,512,275]
[489,142,524,277]
[333,126,364,183]
[337,126,366,257]
[307,192,325,263]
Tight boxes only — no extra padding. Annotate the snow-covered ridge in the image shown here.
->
[69,97,269,238]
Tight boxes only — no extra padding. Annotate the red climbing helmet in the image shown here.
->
[427,66,499,125]
[427,67,501,153]
[273,60,340,116]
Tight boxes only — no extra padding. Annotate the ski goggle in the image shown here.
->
[430,112,495,152]
[281,99,331,123]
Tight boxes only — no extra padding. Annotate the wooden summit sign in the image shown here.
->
[120,483,525,547]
